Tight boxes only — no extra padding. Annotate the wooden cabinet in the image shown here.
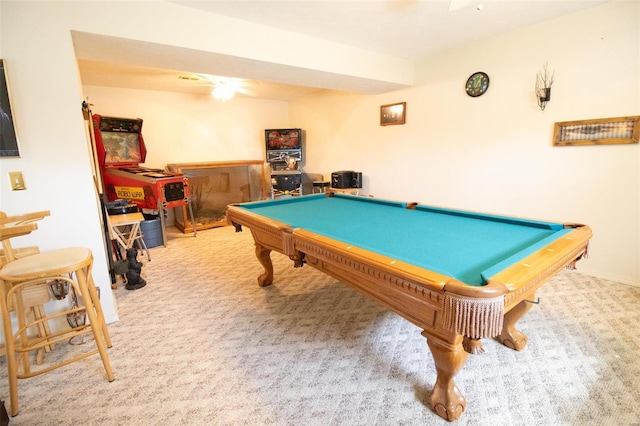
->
[166,161,267,233]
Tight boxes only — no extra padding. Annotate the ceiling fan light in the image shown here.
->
[212,84,235,100]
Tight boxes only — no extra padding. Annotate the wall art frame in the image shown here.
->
[0,59,21,157]
[553,115,640,147]
[380,102,406,126]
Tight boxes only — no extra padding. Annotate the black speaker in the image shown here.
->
[331,171,354,189]
[351,172,362,188]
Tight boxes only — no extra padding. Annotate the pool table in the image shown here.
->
[226,193,591,421]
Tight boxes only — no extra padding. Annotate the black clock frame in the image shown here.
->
[465,72,490,97]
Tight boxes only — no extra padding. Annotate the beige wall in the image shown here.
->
[86,2,639,286]
[291,2,640,285]
[0,2,119,323]
[0,0,637,331]
[0,0,412,324]
[83,86,290,166]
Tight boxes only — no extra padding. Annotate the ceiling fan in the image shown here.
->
[179,73,256,100]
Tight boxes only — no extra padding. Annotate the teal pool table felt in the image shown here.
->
[239,194,571,286]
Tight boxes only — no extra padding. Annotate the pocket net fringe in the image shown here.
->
[442,293,504,339]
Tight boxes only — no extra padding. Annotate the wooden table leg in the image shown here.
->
[498,299,533,351]
[254,244,273,287]
[424,332,468,422]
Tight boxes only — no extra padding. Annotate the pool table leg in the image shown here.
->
[254,243,274,287]
[424,333,468,421]
[498,299,532,351]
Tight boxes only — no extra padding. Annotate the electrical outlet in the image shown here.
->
[8,171,26,190]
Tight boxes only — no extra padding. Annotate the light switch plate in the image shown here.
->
[8,171,26,190]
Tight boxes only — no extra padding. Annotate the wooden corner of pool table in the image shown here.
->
[443,279,509,299]
[441,279,509,343]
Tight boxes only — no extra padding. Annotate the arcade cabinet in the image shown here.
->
[266,128,303,197]
[92,114,195,245]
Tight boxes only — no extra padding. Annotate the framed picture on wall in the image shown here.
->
[380,102,406,126]
[0,59,21,157]
[553,116,640,146]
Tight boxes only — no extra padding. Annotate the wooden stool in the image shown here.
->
[0,244,115,416]
[0,212,56,367]
[0,246,55,365]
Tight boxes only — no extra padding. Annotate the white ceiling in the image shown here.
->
[76,0,610,101]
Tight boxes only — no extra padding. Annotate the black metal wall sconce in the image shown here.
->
[535,63,554,111]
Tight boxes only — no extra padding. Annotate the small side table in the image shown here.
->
[108,212,150,261]
[312,181,330,193]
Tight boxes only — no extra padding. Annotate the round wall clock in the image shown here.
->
[465,72,489,97]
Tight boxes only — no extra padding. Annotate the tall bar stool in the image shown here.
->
[0,212,55,365]
[0,212,114,416]
[0,245,55,366]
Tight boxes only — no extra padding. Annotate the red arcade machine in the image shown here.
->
[93,114,193,245]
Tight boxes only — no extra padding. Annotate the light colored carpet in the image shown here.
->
[1,225,639,425]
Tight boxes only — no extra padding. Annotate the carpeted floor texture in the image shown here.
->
[1,225,639,425]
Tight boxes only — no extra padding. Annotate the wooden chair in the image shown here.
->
[0,212,54,365]
[0,245,54,366]
[0,211,114,416]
